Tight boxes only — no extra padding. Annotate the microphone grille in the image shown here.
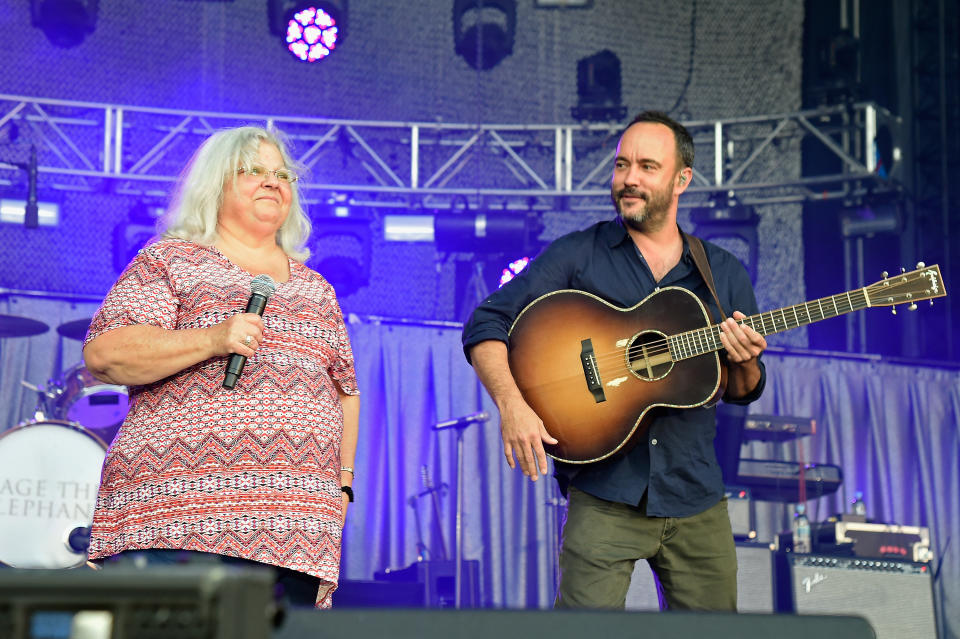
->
[250,274,277,298]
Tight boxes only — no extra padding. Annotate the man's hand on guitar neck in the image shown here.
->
[718,310,767,400]
[469,340,559,481]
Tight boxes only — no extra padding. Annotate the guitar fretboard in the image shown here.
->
[668,287,870,361]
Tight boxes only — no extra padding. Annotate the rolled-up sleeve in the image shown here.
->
[84,244,179,346]
[327,286,360,396]
[461,240,574,363]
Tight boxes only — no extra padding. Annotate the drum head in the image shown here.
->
[0,420,106,569]
[56,364,129,435]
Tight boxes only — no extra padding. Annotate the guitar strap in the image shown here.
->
[683,232,728,322]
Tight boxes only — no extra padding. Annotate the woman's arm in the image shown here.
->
[83,313,265,386]
[338,390,360,523]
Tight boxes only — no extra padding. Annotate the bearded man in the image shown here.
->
[462,111,767,610]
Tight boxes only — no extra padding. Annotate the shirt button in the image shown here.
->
[651,438,658,446]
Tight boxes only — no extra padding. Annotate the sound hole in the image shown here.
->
[626,331,673,381]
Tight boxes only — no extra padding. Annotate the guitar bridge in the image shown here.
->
[580,339,606,403]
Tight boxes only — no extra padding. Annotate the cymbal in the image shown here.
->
[57,318,92,341]
[0,314,49,338]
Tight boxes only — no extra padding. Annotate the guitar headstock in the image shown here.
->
[866,263,947,310]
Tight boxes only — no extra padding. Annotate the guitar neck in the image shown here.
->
[669,287,870,360]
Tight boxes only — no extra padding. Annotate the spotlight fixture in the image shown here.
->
[268,0,347,62]
[452,0,517,70]
[30,0,99,48]
[571,49,627,122]
[434,210,542,255]
[309,203,370,298]
[382,210,543,255]
[690,194,759,283]
[840,197,901,239]
[113,202,162,273]
[498,256,530,287]
[807,29,860,105]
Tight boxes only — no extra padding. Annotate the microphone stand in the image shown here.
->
[433,411,490,608]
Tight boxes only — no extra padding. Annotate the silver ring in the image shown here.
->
[243,335,252,347]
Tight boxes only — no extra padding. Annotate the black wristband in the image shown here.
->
[340,485,354,502]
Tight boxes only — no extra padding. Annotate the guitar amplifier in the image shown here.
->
[626,542,775,613]
[778,554,937,639]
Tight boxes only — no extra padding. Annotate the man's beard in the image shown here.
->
[612,183,672,231]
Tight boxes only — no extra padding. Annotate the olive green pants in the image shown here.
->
[555,487,738,611]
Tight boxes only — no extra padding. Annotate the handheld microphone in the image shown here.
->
[433,411,490,431]
[223,274,276,389]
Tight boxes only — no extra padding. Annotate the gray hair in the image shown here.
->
[162,126,311,261]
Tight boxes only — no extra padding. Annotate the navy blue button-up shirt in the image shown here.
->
[462,218,765,517]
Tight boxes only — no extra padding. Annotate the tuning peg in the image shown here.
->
[891,306,897,315]
[916,261,926,268]
[881,270,889,279]
[908,303,918,311]
[900,267,906,273]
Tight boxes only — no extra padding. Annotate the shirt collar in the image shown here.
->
[605,217,696,265]
[604,217,632,247]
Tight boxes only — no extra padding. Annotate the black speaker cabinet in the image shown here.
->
[626,542,775,612]
[780,554,937,639]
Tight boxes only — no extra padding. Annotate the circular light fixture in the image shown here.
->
[285,6,339,62]
[499,257,530,287]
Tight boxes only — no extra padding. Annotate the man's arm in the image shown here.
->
[469,340,557,481]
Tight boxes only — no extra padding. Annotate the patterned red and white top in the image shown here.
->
[84,238,359,608]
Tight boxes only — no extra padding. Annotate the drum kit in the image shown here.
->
[0,314,130,569]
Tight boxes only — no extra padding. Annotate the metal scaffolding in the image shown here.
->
[0,93,901,212]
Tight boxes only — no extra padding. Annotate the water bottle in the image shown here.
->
[793,503,812,553]
[851,491,867,517]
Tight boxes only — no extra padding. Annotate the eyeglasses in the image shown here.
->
[237,164,299,184]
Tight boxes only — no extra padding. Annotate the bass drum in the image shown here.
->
[55,363,129,443]
[0,420,107,568]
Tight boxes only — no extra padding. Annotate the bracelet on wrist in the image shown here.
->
[340,466,354,475]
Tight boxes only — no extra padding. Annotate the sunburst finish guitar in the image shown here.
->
[507,264,947,464]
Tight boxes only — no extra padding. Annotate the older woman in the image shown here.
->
[83,126,359,608]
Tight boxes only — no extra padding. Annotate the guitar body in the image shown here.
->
[508,288,724,464]
[505,264,946,464]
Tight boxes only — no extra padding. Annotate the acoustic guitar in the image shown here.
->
[506,264,947,464]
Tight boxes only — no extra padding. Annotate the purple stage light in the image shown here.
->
[286,6,339,62]
[498,257,530,287]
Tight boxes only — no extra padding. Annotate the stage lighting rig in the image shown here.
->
[453,0,516,70]
[268,0,347,63]
[30,0,99,48]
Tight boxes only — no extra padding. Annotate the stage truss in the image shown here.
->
[0,93,901,213]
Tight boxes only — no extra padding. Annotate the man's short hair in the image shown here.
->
[628,111,694,169]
